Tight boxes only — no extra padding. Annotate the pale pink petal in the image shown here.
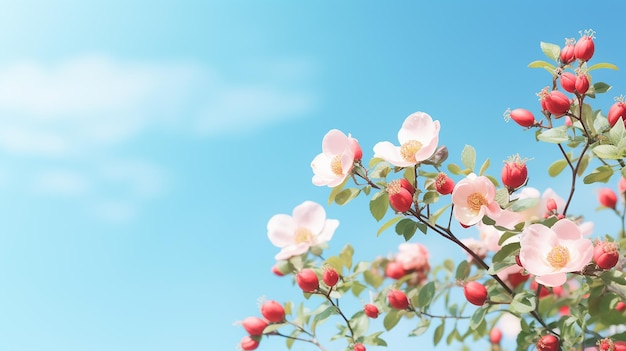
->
[493,209,524,229]
[519,247,553,276]
[275,243,309,260]
[292,201,326,234]
[397,112,437,143]
[579,221,594,236]
[311,154,337,186]
[454,206,484,226]
[315,219,339,244]
[339,152,354,175]
[267,214,297,247]
[322,129,350,156]
[535,272,567,287]
[413,133,439,162]
[552,219,583,240]
[373,141,414,167]
[563,240,593,271]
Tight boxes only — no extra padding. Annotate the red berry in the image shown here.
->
[490,328,502,344]
[271,264,286,277]
[560,72,576,93]
[575,74,590,94]
[363,304,380,318]
[598,188,618,209]
[546,198,558,213]
[296,268,319,292]
[388,179,413,213]
[398,178,416,195]
[387,289,409,310]
[543,90,571,116]
[435,172,455,195]
[616,341,626,351]
[574,35,595,62]
[507,272,529,289]
[242,317,268,336]
[509,108,536,127]
[560,40,576,64]
[608,101,626,127]
[322,267,339,287]
[261,300,285,323]
[616,301,626,312]
[385,261,406,280]
[501,155,528,189]
[464,281,488,306]
[593,241,620,270]
[240,336,260,351]
[536,334,559,351]
[353,343,366,351]
[350,138,362,161]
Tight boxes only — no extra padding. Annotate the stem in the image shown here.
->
[271,331,328,351]
[558,142,590,216]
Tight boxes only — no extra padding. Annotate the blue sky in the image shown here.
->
[0,1,625,351]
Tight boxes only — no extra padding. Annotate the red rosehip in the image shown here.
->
[385,261,406,280]
[509,108,536,128]
[242,317,269,336]
[598,338,622,351]
[616,301,626,312]
[350,138,362,162]
[560,41,576,64]
[388,179,413,213]
[464,281,488,306]
[261,300,285,323]
[490,327,502,344]
[240,336,260,351]
[507,272,530,289]
[537,334,559,351]
[435,172,455,195]
[598,188,618,209]
[387,289,409,310]
[543,90,571,116]
[322,267,339,287]
[501,155,528,190]
[398,178,416,195]
[546,198,558,214]
[296,269,319,292]
[593,241,620,270]
[560,72,576,93]
[271,264,286,277]
[608,101,626,127]
[575,74,590,95]
[363,304,380,319]
[574,34,595,62]
[353,343,366,351]
[616,341,626,351]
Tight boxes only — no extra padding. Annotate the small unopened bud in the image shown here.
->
[593,241,620,270]
[575,74,590,94]
[261,300,285,323]
[543,90,571,116]
[435,172,455,195]
[574,31,595,62]
[560,38,576,64]
[353,343,366,351]
[296,269,319,292]
[464,281,488,306]
[387,289,409,310]
[536,335,559,351]
[363,304,380,319]
[546,198,558,213]
[560,72,576,93]
[490,328,502,344]
[501,155,528,190]
[616,301,626,312]
[608,100,626,127]
[598,188,618,209]
[322,267,339,287]
[350,138,362,161]
[508,108,536,127]
[240,336,260,351]
[242,317,269,336]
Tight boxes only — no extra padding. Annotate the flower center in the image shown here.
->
[400,140,423,163]
[467,193,488,211]
[546,245,570,269]
[294,228,313,244]
[330,155,344,175]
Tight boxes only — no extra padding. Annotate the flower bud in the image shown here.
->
[385,261,406,280]
[296,269,319,292]
[353,343,366,351]
[435,172,455,195]
[546,198,558,214]
[490,328,502,344]
[322,267,339,287]
[387,289,409,310]
[399,178,416,195]
[560,39,576,64]
[574,34,595,62]
[501,155,528,190]
[616,301,626,312]
[598,188,618,209]
[261,300,285,323]
[240,336,260,351]
[608,101,626,127]
[543,90,571,116]
[363,304,380,319]
[560,72,576,93]
[350,138,362,161]
[509,108,536,127]
[464,281,488,306]
[593,241,620,270]
[575,74,590,94]
[242,317,269,336]
[536,335,559,351]
[388,179,414,213]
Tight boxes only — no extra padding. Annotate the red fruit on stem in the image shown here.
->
[350,138,363,161]
[363,304,380,319]
[398,178,416,195]
[598,188,618,209]
[242,317,269,336]
[593,241,620,270]
[560,39,576,64]
[388,179,413,212]
[385,261,406,280]
[387,289,409,310]
[560,72,576,93]
[271,264,286,277]
[537,334,559,351]
[574,34,595,62]
[546,198,558,214]
[608,101,626,127]
[501,154,528,189]
[575,74,590,94]
[322,267,339,287]
[240,336,260,351]
[616,301,626,312]
[435,172,455,195]
[509,108,536,127]
[464,281,488,306]
[616,341,626,351]
[353,343,366,351]
[296,269,319,293]
[543,90,571,116]
[490,328,502,344]
[261,300,285,323]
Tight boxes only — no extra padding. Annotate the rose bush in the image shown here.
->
[237,29,626,351]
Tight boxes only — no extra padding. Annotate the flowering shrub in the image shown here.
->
[236,30,626,351]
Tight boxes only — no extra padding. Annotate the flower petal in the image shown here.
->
[551,219,583,241]
[322,129,350,156]
[316,219,339,244]
[292,201,326,234]
[267,214,296,247]
[535,272,567,287]
[397,112,436,143]
[275,243,309,260]
[373,141,414,167]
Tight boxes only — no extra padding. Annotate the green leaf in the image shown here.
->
[528,60,556,71]
[492,242,521,263]
[377,216,402,236]
[383,309,401,331]
[428,204,451,226]
[537,126,569,143]
[417,281,436,309]
[609,116,626,144]
[422,191,439,204]
[370,162,391,179]
[363,270,384,289]
[588,62,619,71]
[369,190,389,221]
[511,292,537,314]
[577,155,590,177]
[509,197,539,212]
[461,145,476,171]
[263,322,286,334]
[349,312,369,338]
[395,218,418,241]
[469,305,488,330]
[311,306,336,332]
[327,176,349,205]
[592,144,621,159]
[478,158,490,176]
[335,188,361,205]
[494,187,510,208]
[583,165,614,184]
[592,82,612,94]
[410,318,430,336]
[548,159,568,177]
[325,256,343,272]
[433,320,445,346]
[447,163,464,175]
[339,244,354,270]
[455,260,470,281]
[540,41,560,61]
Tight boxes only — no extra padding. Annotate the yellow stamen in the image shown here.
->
[330,155,344,175]
[546,245,570,269]
[467,193,488,211]
[294,228,313,244]
[400,140,423,163]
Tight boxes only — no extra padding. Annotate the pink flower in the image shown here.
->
[395,242,430,271]
[519,219,593,287]
[311,130,356,187]
[451,173,502,226]
[373,112,440,167]
[267,201,339,260]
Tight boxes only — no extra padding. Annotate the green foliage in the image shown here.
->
[540,41,560,62]
[395,218,419,241]
[369,190,389,221]
[461,145,476,172]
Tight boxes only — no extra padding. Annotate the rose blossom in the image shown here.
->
[311,129,357,187]
[267,201,339,260]
[373,112,440,167]
[519,219,593,287]
[451,173,503,226]
[395,242,430,271]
